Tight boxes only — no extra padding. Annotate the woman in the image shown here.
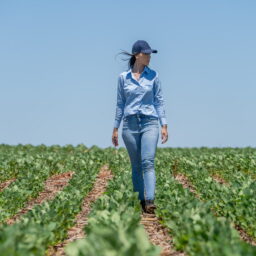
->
[112,40,168,213]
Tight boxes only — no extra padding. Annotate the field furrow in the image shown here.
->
[140,212,186,256]
[154,149,256,256]
[173,170,256,246]
[0,178,16,192]
[6,171,75,225]
[47,164,113,256]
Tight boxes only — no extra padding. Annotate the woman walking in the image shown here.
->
[112,40,168,213]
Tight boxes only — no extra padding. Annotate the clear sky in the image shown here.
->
[1,0,255,148]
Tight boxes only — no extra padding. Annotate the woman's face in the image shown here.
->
[135,52,151,66]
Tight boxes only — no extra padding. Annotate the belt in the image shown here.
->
[126,113,147,118]
[125,113,157,119]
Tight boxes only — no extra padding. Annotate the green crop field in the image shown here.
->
[0,144,256,256]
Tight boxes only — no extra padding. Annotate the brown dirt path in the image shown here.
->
[140,212,186,256]
[173,172,256,247]
[46,164,113,256]
[211,173,230,186]
[173,173,199,199]
[0,178,16,192]
[6,171,75,225]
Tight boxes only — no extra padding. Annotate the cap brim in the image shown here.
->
[142,49,158,54]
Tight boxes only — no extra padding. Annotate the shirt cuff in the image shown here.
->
[159,117,167,127]
[114,120,120,129]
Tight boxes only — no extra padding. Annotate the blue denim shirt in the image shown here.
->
[114,65,167,128]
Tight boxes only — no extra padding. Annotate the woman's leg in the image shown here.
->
[122,129,145,201]
[140,122,159,201]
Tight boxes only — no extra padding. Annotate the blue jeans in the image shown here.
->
[121,113,159,201]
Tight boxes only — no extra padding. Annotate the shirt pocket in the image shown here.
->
[123,81,138,97]
[141,82,154,97]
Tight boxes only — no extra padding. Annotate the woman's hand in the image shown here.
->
[112,128,119,147]
[161,125,168,144]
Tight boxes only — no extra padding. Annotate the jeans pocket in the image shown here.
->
[149,116,158,121]
[145,117,158,124]
[149,119,159,128]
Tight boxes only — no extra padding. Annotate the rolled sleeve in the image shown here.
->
[114,75,125,128]
[153,75,167,127]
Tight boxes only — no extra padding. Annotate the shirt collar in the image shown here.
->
[128,65,150,75]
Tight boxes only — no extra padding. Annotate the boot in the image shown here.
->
[140,200,146,212]
[144,199,156,214]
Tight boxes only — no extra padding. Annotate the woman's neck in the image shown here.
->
[132,62,145,74]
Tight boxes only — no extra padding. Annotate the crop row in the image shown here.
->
[154,149,256,256]
[0,146,105,255]
[171,152,256,240]
[65,147,161,256]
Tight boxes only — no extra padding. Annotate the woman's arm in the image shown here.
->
[113,75,125,129]
[153,75,167,127]
[153,74,168,143]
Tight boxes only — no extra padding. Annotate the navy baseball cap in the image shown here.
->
[132,40,158,54]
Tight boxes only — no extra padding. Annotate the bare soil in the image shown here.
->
[140,212,186,256]
[211,173,230,186]
[0,178,16,192]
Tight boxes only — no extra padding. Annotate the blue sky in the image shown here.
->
[0,0,255,148]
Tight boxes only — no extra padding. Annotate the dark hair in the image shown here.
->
[115,49,136,70]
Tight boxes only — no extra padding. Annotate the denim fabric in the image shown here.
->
[121,113,159,201]
[113,65,167,129]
